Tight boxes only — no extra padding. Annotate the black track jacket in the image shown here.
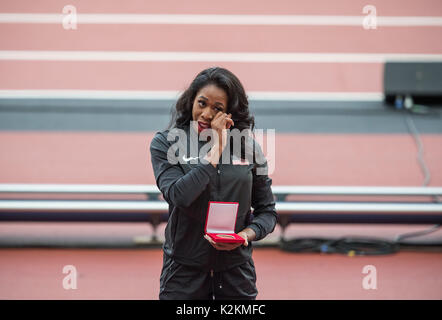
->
[150,124,277,272]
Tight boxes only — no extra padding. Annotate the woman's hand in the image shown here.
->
[211,112,234,154]
[211,111,234,132]
[204,234,246,251]
[204,228,255,251]
[204,112,234,167]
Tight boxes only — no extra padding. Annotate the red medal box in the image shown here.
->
[205,201,245,244]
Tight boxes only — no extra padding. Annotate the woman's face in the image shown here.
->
[192,84,228,133]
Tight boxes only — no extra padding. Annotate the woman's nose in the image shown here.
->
[201,109,214,121]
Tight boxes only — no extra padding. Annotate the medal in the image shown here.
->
[217,234,235,239]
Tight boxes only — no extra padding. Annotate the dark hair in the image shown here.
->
[168,67,254,131]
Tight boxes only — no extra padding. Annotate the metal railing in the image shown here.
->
[1,184,442,230]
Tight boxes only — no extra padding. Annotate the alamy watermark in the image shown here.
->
[62,5,77,30]
[166,122,275,175]
[62,265,78,290]
[363,5,377,30]
[362,265,377,290]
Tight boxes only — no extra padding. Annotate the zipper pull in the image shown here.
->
[210,269,215,300]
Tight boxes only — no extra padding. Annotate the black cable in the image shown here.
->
[394,224,441,244]
[404,100,441,203]
[279,236,399,256]
[279,238,331,253]
[330,237,399,256]
[398,108,442,245]
[279,98,441,256]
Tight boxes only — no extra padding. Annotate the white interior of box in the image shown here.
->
[206,202,239,234]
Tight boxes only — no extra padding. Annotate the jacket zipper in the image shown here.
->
[217,164,221,199]
[210,269,215,300]
[208,164,221,291]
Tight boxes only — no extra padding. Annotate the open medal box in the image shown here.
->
[204,201,245,244]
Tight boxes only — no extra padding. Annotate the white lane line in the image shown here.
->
[248,91,384,101]
[0,13,442,26]
[0,51,442,62]
[0,90,183,100]
[0,90,384,101]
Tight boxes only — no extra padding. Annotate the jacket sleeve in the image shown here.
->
[246,141,278,241]
[150,132,218,208]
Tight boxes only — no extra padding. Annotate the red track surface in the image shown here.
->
[2,25,442,54]
[1,0,441,300]
[1,132,441,186]
[0,248,441,300]
[2,0,442,16]
[0,61,383,92]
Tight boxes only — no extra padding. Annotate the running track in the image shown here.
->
[1,0,441,300]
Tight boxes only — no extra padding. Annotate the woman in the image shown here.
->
[150,67,277,300]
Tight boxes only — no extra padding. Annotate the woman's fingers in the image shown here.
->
[204,235,241,251]
[210,112,225,131]
[225,113,234,129]
[219,113,234,129]
[214,111,225,121]
[204,235,215,245]
[211,112,234,130]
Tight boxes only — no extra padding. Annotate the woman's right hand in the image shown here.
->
[205,112,234,167]
[211,111,234,150]
[211,111,234,132]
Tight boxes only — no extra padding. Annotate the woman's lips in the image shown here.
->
[198,121,210,132]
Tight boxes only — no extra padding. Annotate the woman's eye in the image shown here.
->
[215,107,223,112]
[198,100,206,107]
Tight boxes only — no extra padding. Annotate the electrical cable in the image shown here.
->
[329,237,399,256]
[404,113,431,187]
[279,238,331,253]
[279,99,441,255]
[279,236,399,256]
[394,224,441,244]
[394,107,441,245]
